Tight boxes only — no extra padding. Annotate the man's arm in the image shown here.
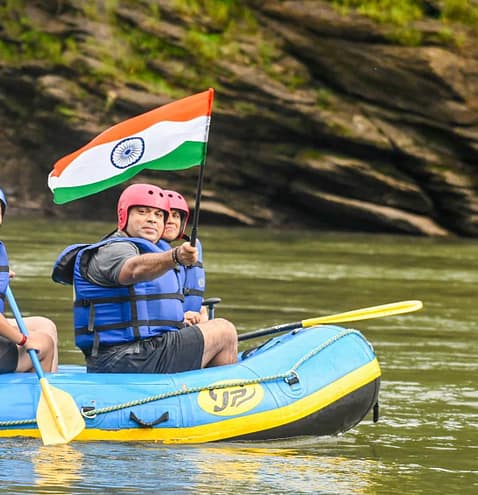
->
[118,242,198,285]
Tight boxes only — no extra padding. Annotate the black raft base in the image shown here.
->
[231,377,381,442]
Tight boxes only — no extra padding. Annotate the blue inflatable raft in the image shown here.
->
[0,325,380,443]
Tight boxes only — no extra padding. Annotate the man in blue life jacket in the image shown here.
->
[67,183,237,373]
[162,189,208,325]
[0,188,58,374]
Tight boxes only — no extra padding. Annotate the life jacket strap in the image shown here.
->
[75,292,185,307]
[183,288,204,297]
[76,319,185,335]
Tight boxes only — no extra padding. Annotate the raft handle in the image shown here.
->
[130,411,169,428]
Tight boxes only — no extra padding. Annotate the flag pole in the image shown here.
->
[189,161,205,248]
[189,88,214,248]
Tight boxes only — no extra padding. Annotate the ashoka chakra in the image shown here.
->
[111,137,145,169]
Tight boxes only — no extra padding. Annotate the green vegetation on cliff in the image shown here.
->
[2,0,478,94]
[1,0,477,236]
[333,0,478,45]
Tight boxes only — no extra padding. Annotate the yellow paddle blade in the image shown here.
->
[302,300,423,328]
[36,378,85,446]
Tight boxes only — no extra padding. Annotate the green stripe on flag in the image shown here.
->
[52,141,206,204]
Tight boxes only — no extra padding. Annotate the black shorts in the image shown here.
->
[85,325,204,374]
[0,336,18,374]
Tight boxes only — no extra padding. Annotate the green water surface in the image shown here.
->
[0,218,476,494]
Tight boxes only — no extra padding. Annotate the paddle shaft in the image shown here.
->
[238,300,423,342]
[6,287,44,376]
[238,321,301,342]
[5,286,70,440]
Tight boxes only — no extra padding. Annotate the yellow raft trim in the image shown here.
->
[0,358,380,443]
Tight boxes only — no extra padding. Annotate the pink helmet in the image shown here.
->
[117,184,170,231]
[164,189,190,239]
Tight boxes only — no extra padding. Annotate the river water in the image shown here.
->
[0,218,476,494]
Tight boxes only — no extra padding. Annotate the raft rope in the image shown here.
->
[82,329,360,419]
[0,418,37,427]
[0,329,363,427]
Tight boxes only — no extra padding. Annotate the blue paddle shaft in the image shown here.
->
[5,286,45,379]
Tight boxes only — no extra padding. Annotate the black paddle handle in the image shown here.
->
[238,321,302,342]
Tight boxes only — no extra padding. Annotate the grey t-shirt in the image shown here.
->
[83,238,139,287]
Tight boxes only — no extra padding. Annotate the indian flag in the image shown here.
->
[48,88,214,204]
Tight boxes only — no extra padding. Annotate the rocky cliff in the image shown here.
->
[1,0,477,236]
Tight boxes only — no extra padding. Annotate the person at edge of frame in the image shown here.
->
[53,183,237,374]
[161,189,208,325]
[0,187,58,374]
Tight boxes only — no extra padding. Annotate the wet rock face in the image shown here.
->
[0,0,477,236]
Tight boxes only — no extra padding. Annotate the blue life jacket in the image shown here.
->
[52,243,90,285]
[72,237,184,354]
[158,239,206,313]
[0,242,9,314]
[182,239,206,313]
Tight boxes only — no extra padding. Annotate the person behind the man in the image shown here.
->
[0,188,58,374]
[161,189,208,325]
[62,183,237,374]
